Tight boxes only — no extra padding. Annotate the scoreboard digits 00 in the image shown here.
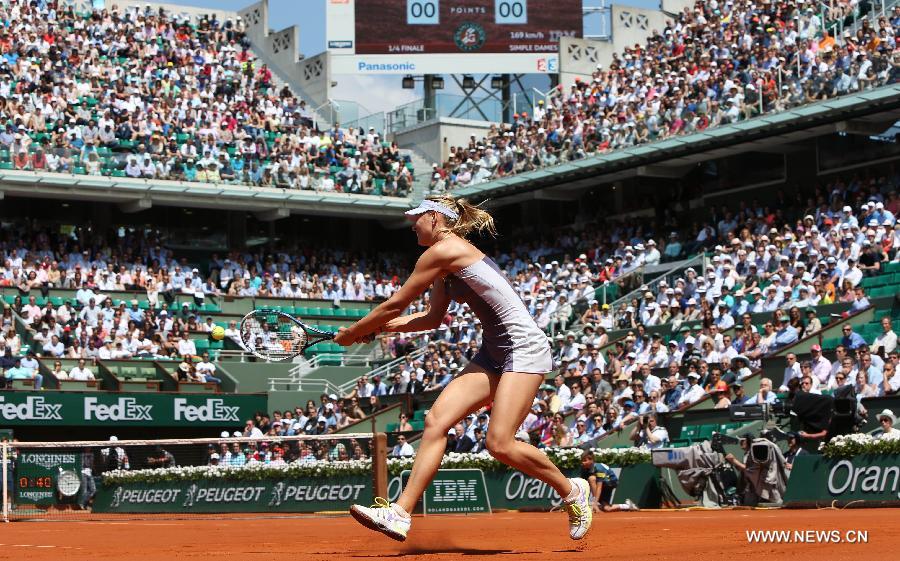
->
[495,0,527,24]
[406,1,529,25]
[407,0,439,25]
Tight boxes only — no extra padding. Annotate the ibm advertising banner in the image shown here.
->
[784,455,900,506]
[0,392,266,426]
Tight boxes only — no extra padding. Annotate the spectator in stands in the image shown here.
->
[677,372,704,407]
[747,377,778,405]
[629,414,669,449]
[881,361,899,396]
[195,352,222,385]
[391,435,414,458]
[397,413,414,433]
[873,316,898,356]
[5,356,42,389]
[876,409,900,440]
[780,354,802,392]
[841,324,868,350]
[69,359,95,381]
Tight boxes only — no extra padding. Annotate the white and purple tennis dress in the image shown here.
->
[445,256,553,375]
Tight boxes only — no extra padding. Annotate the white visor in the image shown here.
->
[405,199,459,221]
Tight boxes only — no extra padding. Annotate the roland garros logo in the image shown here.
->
[454,22,486,52]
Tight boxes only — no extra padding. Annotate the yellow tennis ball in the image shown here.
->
[211,326,225,341]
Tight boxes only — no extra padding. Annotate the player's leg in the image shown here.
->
[484,372,571,494]
[394,362,497,512]
[485,371,592,539]
[350,361,497,541]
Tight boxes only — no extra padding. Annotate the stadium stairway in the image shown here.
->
[401,148,434,201]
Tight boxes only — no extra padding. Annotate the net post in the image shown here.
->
[2,440,8,523]
[373,432,388,499]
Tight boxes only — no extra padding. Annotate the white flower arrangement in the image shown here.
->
[821,432,900,458]
[102,446,651,486]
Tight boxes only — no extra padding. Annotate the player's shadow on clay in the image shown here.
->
[352,547,525,556]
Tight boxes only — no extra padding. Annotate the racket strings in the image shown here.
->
[241,312,307,360]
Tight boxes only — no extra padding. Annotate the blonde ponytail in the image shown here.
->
[428,195,497,238]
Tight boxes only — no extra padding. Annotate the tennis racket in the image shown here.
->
[239,308,336,362]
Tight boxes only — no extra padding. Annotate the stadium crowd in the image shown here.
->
[431,1,900,191]
[0,2,412,195]
[0,162,896,394]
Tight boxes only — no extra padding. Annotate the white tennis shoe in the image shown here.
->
[350,497,411,542]
[563,478,593,540]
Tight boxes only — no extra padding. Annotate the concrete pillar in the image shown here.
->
[227,211,247,249]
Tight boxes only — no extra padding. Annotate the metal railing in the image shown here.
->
[336,345,430,395]
[561,266,647,336]
[821,0,893,40]
[265,352,379,392]
[386,89,554,133]
[267,376,344,394]
[607,254,708,312]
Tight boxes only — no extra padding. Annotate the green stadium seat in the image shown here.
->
[822,337,841,350]
[317,308,334,317]
[295,306,309,316]
[681,425,699,441]
[333,308,348,317]
[883,262,900,274]
[194,339,210,354]
[386,423,399,432]
[697,424,716,440]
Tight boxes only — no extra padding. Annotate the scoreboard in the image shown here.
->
[326,0,582,74]
[15,451,81,506]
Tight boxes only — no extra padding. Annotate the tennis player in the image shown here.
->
[333,195,592,542]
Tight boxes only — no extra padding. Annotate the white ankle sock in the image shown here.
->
[564,479,580,503]
[391,503,411,519]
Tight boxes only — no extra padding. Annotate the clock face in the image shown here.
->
[57,470,81,497]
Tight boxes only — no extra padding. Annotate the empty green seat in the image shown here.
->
[822,337,841,350]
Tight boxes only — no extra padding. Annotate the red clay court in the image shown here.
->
[2,508,896,561]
